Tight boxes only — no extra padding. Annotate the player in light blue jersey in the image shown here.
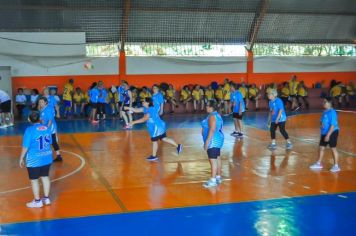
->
[19,111,53,208]
[267,89,292,151]
[201,100,224,188]
[125,97,183,161]
[230,83,246,138]
[97,81,108,120]
[310,97,340,172]
[89,82,99,124]
[152,84,164,116]
[38,97,63,162]
[43,87,60,118]
[120,81,133,129]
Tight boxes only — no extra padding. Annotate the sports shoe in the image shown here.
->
[237,132,244,137]
[286,142,293,150]
[230,131,239,136]
[123,124,132,130]
[177,144,183,155]
[330,165,340,173]
[216,176,222,184]
[203,179,218,188]
[268,143,277,150]
[146,156,158,162]
[91,120,99,124]
[26,200,43,208]
[54,156,63,162]
[309,162,323,170]
[42,197,51,206]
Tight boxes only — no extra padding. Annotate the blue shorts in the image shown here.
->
[207,148,221,159]
[64,100,72,107]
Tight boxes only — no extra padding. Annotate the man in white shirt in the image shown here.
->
[15,88,27,120]
[0,89,14,127]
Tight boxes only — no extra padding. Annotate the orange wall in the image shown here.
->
[12,75,119,94]
[12,72,356,93]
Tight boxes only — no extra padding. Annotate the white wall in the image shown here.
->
[0,55,118,76]
[1,55,356,78]
[0,32,86,57]
[254,56,356,73]
[126,56,247,74]
[0,67,12,97]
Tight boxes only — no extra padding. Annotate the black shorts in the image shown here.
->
[319,130,339,148]
[233,112,244,120]
[151,133,167,142]
[0,100,11,113]
[290,95,297,98]
[249,97,256,102]
[118,102,123,106]
[27,164,51,180]
[207,148,221,159]
[90,102,98,109]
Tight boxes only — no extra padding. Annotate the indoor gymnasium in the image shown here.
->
[0,0,356,235]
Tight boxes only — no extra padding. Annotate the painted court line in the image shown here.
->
[0,148,86,195]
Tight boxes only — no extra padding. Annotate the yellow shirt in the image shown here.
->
[289,81,299,95]
[215,89,223,100]
[331,86,342,97]
[249,88,258,98]
[223,84,231,100]
[192,89,203,100]
[73,92,84,103]
[281,87,290,97]
[239,87,247,98]
[84,92,89,103]
[266,87,272,95]
[63,83,74,101]
[298,87,307,97]
[109,92,119,103]
[181,90,190,100]
[132,91,137,102]
[166,89,174,98]
[139,91,151,102]
[346,85,355,95]
[205,89,214,100]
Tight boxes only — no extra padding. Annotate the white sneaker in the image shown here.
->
[309,162,323,170]
[216,176,222,184]
[26,200,43,208]
[203,179,218,188]
[42,197,51,205]
[330,165,340,173]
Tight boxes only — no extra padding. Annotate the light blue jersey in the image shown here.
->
[152,92,164,111]
[46,95,58,110]
[118,86,125,102]
[22,123,53,168]
[40,105,57,134]
[231,90,245,113]
[201,111,224,149]
[98,88,108,103]
[269,98,287,123]
[143,106,167,138]
[320,109,339,135]
[89,87,99,103]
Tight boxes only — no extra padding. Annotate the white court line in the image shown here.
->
[0,147,86,195]
[320,190,328,194]
[244,123,356,157]
[302,185,311,189]
[337,194,348,199]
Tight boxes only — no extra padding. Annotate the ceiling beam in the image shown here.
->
[1,5,355,16]
[247,0,269,51]
[120,0,131,52]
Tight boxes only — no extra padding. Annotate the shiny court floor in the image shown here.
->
[0,111,355,235]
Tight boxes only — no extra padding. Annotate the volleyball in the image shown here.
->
[84,61,93,69]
